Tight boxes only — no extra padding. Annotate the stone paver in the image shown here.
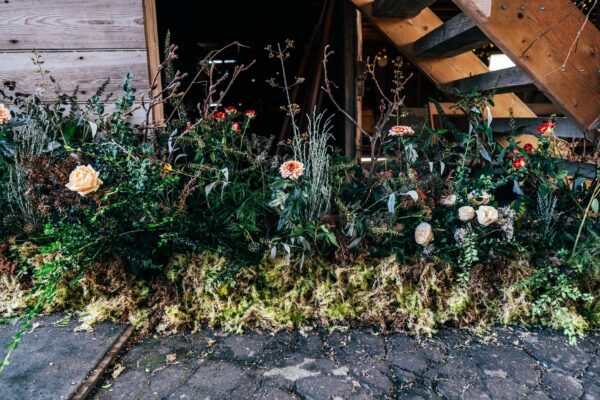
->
[0,313,127,400]
[96,327,599,400]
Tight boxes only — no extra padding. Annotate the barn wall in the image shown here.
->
[0,0,151,123]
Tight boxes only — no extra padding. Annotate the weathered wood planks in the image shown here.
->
[0,0,151,110]
[452,0,600,130]
[0,51,149,100]
[0,0,146,50]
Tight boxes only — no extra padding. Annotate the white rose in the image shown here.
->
[458,206,476,222]
[476,206,499,226]
[65,165,103,197]
[414,222,434,246]
[468,191,492,206]
[439,194,456,207]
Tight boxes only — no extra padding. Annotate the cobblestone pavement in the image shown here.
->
[96,327,599,400]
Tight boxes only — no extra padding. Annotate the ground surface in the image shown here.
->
[96,327,600,400]
[0,314,126,400]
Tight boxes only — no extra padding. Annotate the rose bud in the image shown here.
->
[512,157,527,170]
[231,122,242,133]
[524,143,534,154]
[244,109,257,119]
[224,106,237,115]
[212,111,226,120]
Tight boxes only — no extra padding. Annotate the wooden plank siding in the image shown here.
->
[0,0,152,122]
[0,0,146,50]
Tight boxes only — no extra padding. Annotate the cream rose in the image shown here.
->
[476,206,499,226]
[65,165,103,196]
[415,222,434,246]
[458,206,476,222]
[439,194,456,207]
[0,104,11,125]
[468,191,492,206]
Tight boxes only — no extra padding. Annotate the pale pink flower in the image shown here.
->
[388,125,415,137]
[279,160,304,181]
[0,104,11,125]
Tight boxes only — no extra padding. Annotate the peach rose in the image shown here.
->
[0,104,11,125]
[65,165,103,197]
[279,160,304,181]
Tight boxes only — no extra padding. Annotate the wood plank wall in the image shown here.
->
[0,0,150,123]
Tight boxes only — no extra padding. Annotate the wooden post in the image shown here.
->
[142,0,164,123]
[343,1,358,159]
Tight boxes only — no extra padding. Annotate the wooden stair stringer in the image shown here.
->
[451,0,600,131]
[350,0,537,118]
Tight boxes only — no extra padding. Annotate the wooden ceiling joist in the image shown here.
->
[350,0,537,118]
[372,0,436,18]
[452,0,600,130]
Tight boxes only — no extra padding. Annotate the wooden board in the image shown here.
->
[0,51,150,100]
[413,13,487,57]
[452,66,534,94]
[452,0,600,130]
[372,0,436,18]
[351,0,536,118]
[0,0,146,50]
[142,0,163,122]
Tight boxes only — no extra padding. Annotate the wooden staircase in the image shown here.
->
[351,0,600,139]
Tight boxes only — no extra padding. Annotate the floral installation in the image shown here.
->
[0,42,597,372]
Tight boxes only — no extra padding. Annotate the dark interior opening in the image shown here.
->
[155,0,349,146]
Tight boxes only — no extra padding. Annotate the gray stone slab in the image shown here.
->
[96,327,599,400]
[0,313,126,400]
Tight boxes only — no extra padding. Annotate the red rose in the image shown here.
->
[231,122,242,133]
[537,120,555,135]
[224,106,237,115]
[524,143,534,154]
[212,111,226,120]
[512,157,527,170]
[244,109,256,119]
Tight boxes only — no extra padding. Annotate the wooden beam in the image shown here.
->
[451,66,534,94]
[142,0,163,123]
[452,0,600,130]
[350,0,536,118]
[343,1,358,158]
[413,13,487,57]
[373,0,436,18]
